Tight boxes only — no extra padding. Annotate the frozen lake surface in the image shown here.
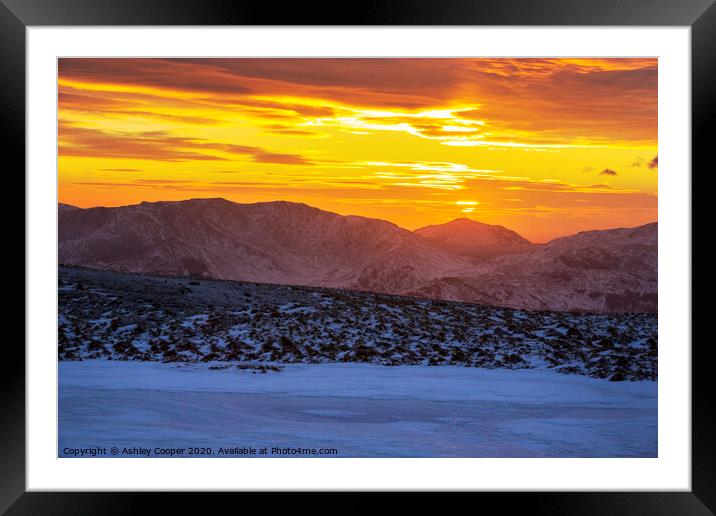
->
[59,361,657,457]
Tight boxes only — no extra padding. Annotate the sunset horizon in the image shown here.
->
[59,195,657,244]
[58,58,657,242]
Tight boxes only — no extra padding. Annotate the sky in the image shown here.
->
[58,58,657,242]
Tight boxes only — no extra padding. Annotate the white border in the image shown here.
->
[27,27,691,491]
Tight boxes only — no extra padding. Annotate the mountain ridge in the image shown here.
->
[58,198,657,313]
[415,216,536,261]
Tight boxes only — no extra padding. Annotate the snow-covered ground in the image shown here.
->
[59,267,658,381]
[59,361,657,458]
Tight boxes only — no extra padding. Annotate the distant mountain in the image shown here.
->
[58,203,80,212]
[409,223,657,313]
[58,198,468,295]
[415,218,535,262]
[58,198,657,313]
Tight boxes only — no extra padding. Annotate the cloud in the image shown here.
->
[59,58,658,147]
[356,161,499,190]
[59,123,228,162]
[59,58,255,96]
[59,121,314,165]
[218,144,313,165]
[103,110,220,125]
[647,155,658,169]
[599,169,618,176]
[262,124,324,137]
[59,88,223,125]
[132,179,198,185]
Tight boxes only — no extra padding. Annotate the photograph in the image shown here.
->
[57,57,658,459]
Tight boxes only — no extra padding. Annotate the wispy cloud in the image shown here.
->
[355,161,499,190]
[59,121,314,165]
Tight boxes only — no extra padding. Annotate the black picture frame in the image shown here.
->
[3,0,711,512]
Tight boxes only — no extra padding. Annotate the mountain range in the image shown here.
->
[58,198,657,313]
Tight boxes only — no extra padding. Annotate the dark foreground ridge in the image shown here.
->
[59,267,657,381]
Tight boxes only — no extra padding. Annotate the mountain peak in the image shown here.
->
[451,217,483,224]
[447,217,507,229]
[414,218,533,262]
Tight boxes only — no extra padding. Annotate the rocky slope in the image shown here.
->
[410,223,657,313]
[58,267,657,380]
[59,198,468,294]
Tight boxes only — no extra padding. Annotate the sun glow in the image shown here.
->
[58,58,657,242]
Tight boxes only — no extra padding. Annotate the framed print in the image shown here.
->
[4,0,713,512]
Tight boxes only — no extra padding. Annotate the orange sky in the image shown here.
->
[58,58,657,242]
